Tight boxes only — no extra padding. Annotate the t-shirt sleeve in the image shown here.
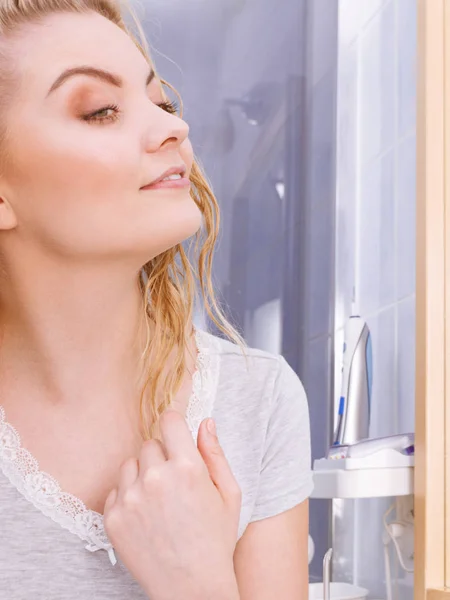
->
[250,355,314,523]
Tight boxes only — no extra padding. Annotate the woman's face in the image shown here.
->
[0,10,201,266]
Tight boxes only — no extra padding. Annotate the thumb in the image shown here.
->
[197,418,241,511]
[103,486,118,517]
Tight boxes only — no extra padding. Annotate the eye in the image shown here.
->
[157,100,179,115]
[82,104,121,124]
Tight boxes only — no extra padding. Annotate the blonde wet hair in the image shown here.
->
[0,0,244,440]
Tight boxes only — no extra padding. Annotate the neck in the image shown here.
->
[0,253,148,412]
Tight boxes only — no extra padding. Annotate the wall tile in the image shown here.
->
[397,134,416,299]
[397,0,417,137]
[358,151,396,316]
[339,0,386,47]
[397,295,415,433]
[336,1,416,595]
[360,1,395,164]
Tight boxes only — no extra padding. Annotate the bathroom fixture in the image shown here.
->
[323,548,332,600]
[333,316,372,447]
[308,582,369,600]
[225,82,279,126]
[312,434,415,499]
[308,534,315,565]
[382,499,414,600]
[316,312,412,499]
[327,433,414,460]
[312,440,414,599]
[307,548,368,600]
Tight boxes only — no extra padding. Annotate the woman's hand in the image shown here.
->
[103,410,242,600]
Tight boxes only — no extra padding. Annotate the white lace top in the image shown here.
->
[0,330,313,599]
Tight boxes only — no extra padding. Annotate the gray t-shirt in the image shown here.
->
[0,330,313,599]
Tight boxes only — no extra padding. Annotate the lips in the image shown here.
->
[141,165,187,188]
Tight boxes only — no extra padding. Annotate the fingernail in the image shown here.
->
[207,418,216,436]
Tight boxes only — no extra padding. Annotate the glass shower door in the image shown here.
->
[141,0,338,581]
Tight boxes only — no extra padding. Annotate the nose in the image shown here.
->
[142,104,190,153]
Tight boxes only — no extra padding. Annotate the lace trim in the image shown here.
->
[186,329,220,439]
[0,327,219,566]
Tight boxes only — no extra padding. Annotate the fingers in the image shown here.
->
[159,409,199,461]
[197,418,242,513]
[110,440,166,507]
[138,438,167,473]
[103,486,118,514]
[110,411,238,517]
[116,457,139,502]
[111,411,195,505]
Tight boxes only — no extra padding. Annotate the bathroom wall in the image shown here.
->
[135,0,416,594]
[141,0,338,583]
[334,0,416,597]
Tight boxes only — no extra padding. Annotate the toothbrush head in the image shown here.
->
[403,444,415,456]
[327,445,349,459]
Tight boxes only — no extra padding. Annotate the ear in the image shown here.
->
[0,195,17,230]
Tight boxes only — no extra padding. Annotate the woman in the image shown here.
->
[0,1,313,598]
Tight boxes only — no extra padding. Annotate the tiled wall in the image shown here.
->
[334,0,416,597]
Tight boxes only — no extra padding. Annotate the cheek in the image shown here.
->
[7,118,139,227]
[3,114,201,260]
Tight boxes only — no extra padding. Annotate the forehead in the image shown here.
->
[9,10,152,97]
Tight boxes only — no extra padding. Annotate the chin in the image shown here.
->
[135,197,203,262]
[169,203,203,248]
[172,195,203,240]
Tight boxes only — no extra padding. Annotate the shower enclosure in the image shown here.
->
[141,0,338,582]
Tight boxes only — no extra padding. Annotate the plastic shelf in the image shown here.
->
[311,451,414,499]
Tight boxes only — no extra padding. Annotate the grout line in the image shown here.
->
[334,9,344,341]
[354,10,363,315]
[359,0,392,36]
[341,0,391,47]
[360,127,416,173]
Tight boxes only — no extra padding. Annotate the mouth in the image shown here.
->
[140,165,188,190]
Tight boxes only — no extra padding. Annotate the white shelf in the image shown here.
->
[311,451,414,499]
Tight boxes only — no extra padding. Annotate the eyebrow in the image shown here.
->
[46,66,155,96]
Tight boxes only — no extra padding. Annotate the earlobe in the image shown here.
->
[0,196,17,230]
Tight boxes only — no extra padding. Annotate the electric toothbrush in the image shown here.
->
[333,315,373,446]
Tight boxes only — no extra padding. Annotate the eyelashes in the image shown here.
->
[82,103,121,124]
[157,100,179,115]
[82,99,180,124]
